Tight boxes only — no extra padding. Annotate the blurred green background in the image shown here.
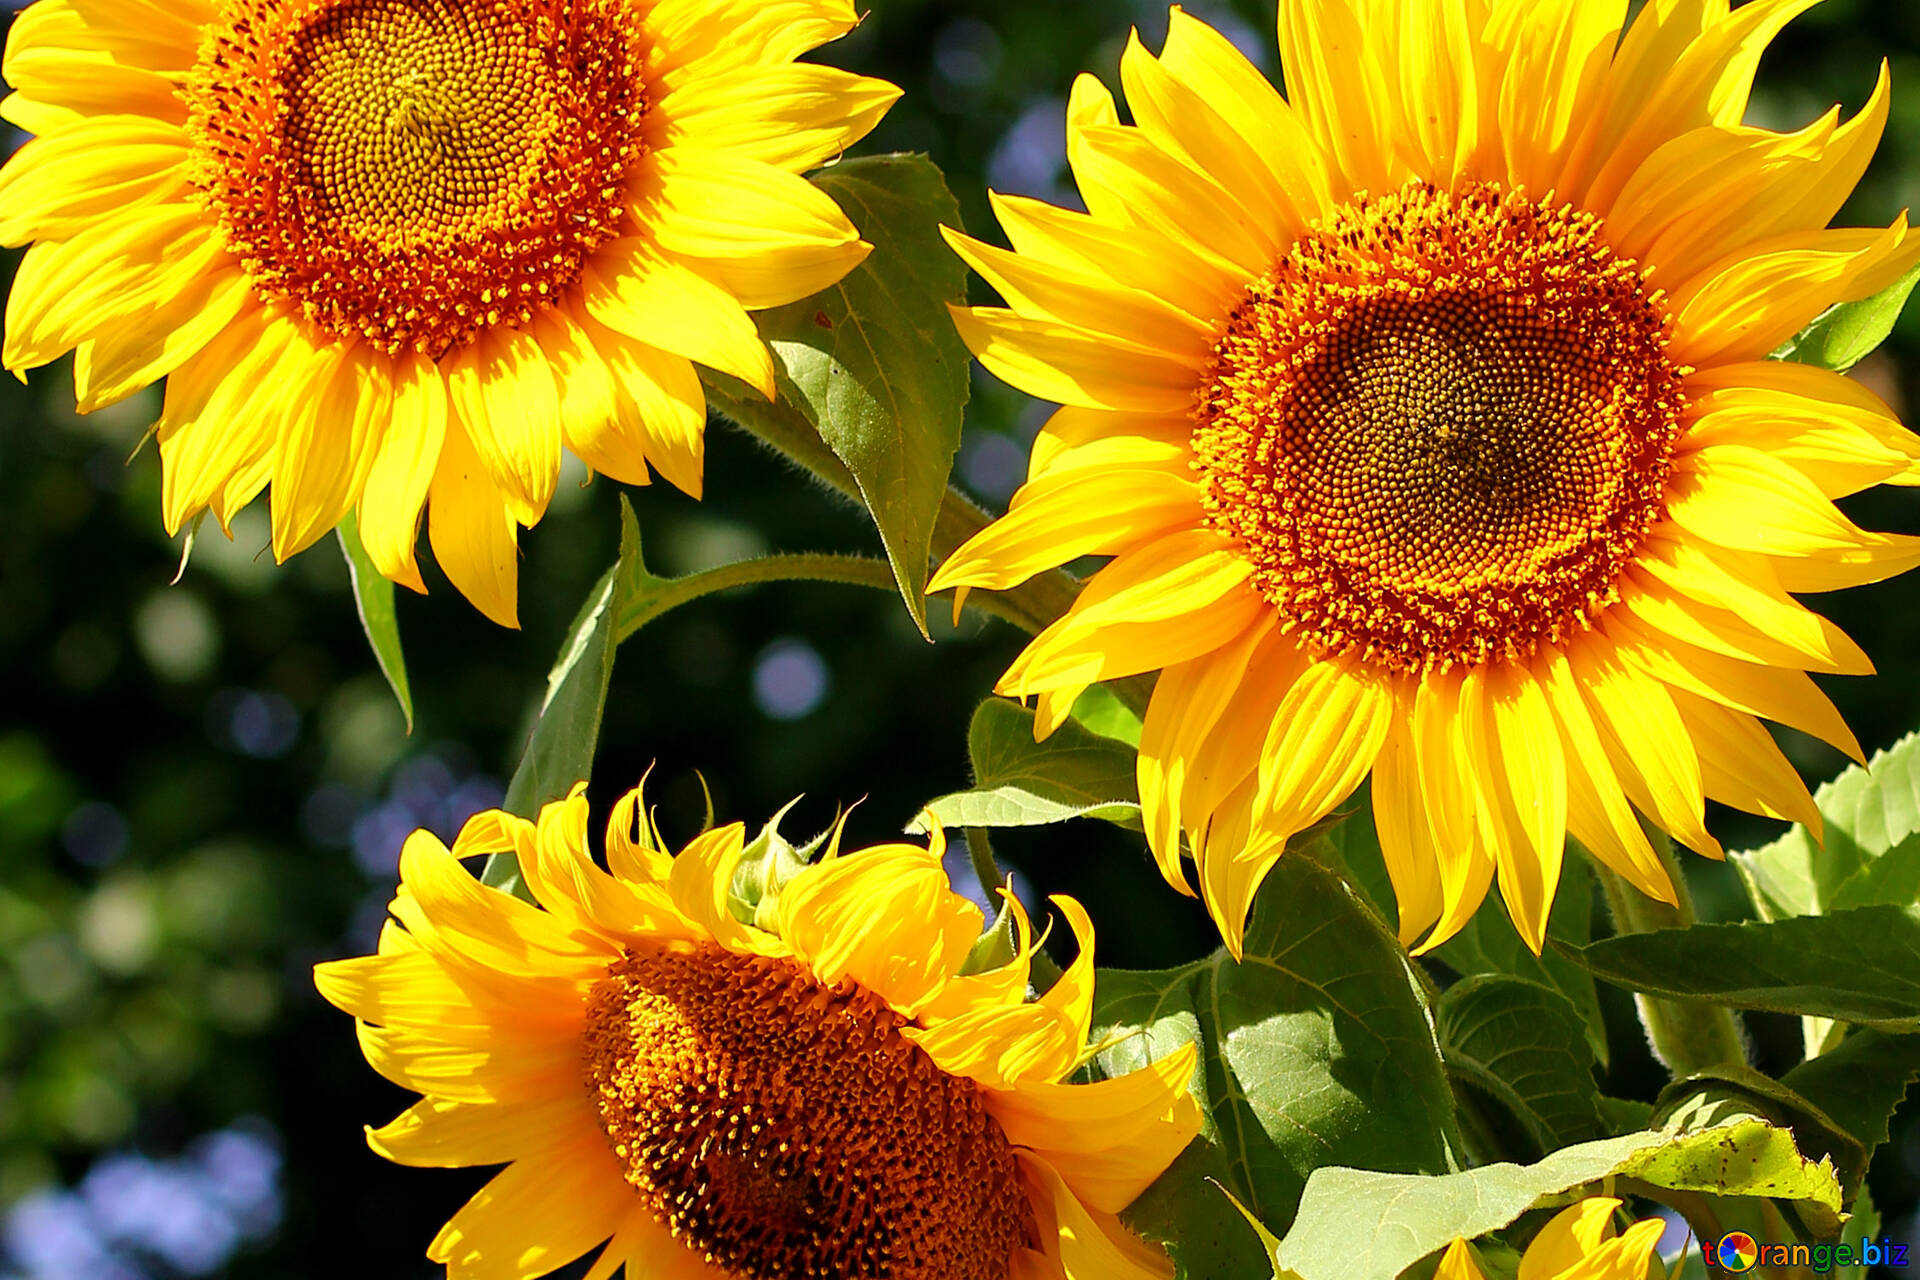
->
[1,0,1918,1275]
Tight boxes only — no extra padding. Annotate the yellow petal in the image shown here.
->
[777,845,980,1017]
[1158,9,1333,216]
[1436,1239,1489,1280]
[1459,663,1567,956]
[1536,647,1675,905]
[951,302,1205,414]
[646,0,858,88]
[156,307,300,536]
[997,530,1263,697]
[637,148,870,309]
[533,305,647,489]
[270,341,388,562]
[1409,671,1499,953]
[1250,656,1393,854]
[358,352,449,594]
[1019,1153,1179,1280]
[988,1042,1200,1214]
[580,309,709,499]
[445,329,562,529]
[4,203,218,374]
[928,465,1202,596]
[1569,630,1721,859]
[1666,443,1901,559]
[429,413,523,629]
[427,1146,633,1280]
[1370,710,1446,947]
[1669,220,1920,366]
[583,240,775,395]
[1275,0,1396,198]
[1670,689,1822,836]
[1519,1197,1619,1280]
[1118,30,1304,245]
[0,112,189,246]
[658,63,898,172]
[365,1094,601,1170]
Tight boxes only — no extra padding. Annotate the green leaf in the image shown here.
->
[1733,731,1920,921]
[336,512,413,733]
[483,500,646,895]
[1277,1116,1845,1280]
[1650,1066,1867,1206]
[1070,683,1143,746]
[1438,975,1605,1156]
[1618,1117,1845,1239]
[1781,1029,1920,1157]
[1274,1131,1667,1280]
[1559,905,1920,1027]
[1093,847,1457,1279]
[1778,260,1920,372]
[737,153,969,637]
[1433,854,1608,1068]
[916,697,1141,832]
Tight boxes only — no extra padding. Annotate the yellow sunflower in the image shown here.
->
[930,0,1920,956]
[314,782,1201,1280]
[1437,1198,1667,1280]
[0,0,898,626]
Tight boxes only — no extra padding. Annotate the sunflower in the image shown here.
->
[314,782,1201,1280]
[0,0,898,626]
[929,0,1920,956]
[1437,1198,1667,1280]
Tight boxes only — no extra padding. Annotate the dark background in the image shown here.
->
[1,0,1917,1275]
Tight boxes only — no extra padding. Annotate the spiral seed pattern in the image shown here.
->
[1193,181,1688,673]
[583,945,1036,1280]
[186,0,648,356]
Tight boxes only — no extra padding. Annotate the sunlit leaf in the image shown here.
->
[915,697,1141,831]
[721,153,969,637]
[1779,261,1920,372]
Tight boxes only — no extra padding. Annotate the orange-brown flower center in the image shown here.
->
[184,0,648,357]
[1192,181,1688,674]
[583,944,1036,1280]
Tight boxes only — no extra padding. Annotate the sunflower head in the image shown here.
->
[931,0,1920,957]
[0,0,900,625]
[1437,1197,1667,1280]
[314,782,1201,1280]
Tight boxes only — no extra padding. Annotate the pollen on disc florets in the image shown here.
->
[583,944,1038,1280]
[184,0,649,358]
[1192,180,1690,675]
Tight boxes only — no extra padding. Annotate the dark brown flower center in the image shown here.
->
[1192,180,1689,674]
[583,944,1036,1280]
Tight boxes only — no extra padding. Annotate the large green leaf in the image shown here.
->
[1275,1115,1845,1280]
[1733,732,1920,921]
[916,697,1141,831]
[336,512,413,733]
[1650,1066,1868,1207]
[1438,975,1605,1157]
[1091,846,1457,1279]
[1273,1131,1665,1280]
[1559,905,1920,1027]
[718,154,968,637]
[1781,1029,1920,1159]
[1778,261,1920,372]
[1432,855,1608,1068]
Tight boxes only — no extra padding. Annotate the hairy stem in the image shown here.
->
[1594,828,1748,1076]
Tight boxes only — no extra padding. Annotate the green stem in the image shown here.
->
[612,553,899,643]
[1593,827,1748,1076]
[716,392,1086,636]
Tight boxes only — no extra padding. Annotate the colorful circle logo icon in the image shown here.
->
[1716,1232,1760,1272]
